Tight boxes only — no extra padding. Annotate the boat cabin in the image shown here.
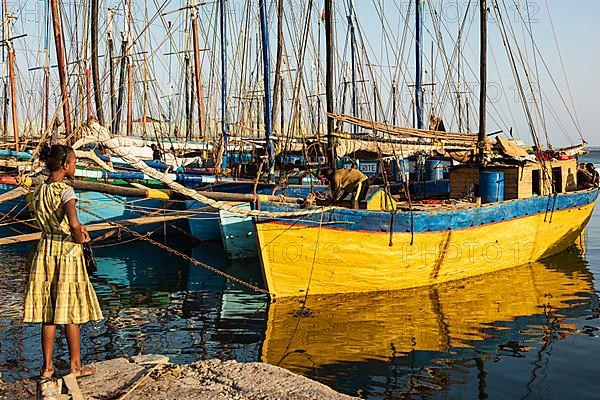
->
[449,159,578,201]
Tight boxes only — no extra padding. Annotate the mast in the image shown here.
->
[107,9,116,132]
[85,64,92,119]
[191,0,205,139]
[220,0,229,167]
[125,0,133,136]
[114,2,129,135]
[259,0,274,171]
[324,0,336,170]
[185,51,192,140]
[348,0,358,134]
[457,25,463,132]
[126,54,133,136]
[478,0,487,163]
[43,0,50,134]
[6,6,17,150]
[1,0,6,141]
[167,21,173,137]
[50,0,73,141]
[142,7,149,136]
[392,80,398,125]
[415,0,424,129]
[271,0,283,131]
[91,0,104,124]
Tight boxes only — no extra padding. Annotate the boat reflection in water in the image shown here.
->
[90,240,268,363]
[262,250,597,398]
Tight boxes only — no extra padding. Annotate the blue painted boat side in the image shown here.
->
[219,203,257,259]
[258,189,599,234]
[408,179,450,198]
[216,184,325,258]
[185,199,222,241]
[0,150,31,159]
[0,184,25,215]
[0,187,189,238]
[77,191,187,236]
[97,155,185,173]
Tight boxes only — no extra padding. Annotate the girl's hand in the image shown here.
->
[81,225,91,243]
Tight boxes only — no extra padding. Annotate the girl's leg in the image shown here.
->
[65,324,81,372]
[65,324,95,376]
[41,323,56,377]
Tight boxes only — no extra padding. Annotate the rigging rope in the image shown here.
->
[82,119,335,218]
[80,206,271,295]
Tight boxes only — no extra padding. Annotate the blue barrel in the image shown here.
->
[426,160,444,181]
[391,159,410,182]
[479,171,505,203]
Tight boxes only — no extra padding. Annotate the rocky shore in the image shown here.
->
[0,356,357,400]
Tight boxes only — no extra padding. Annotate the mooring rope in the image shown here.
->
[80,206,272,296]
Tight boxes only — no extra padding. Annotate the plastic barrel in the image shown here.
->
[390,159,407,182]
[426,160,444,181]
[479,171,505,203]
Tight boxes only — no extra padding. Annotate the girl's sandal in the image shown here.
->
[70,365,96,378]
[39,367,55,382]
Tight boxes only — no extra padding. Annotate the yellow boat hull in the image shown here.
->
[256,193,596,298]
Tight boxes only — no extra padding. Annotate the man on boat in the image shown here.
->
[322,167,369,209]
[150,144,162,162]
[586,163,599,187]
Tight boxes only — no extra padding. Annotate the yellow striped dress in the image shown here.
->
[23,182,103,325]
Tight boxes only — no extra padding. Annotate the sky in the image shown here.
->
[3,0,600,147]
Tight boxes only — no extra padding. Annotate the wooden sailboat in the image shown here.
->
[253,0,598,298]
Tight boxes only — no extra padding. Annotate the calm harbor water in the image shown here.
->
[1,154,600,399]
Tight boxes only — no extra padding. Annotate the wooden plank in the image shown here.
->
[0,186,27,203]
[0,212,196,245]
[62,374,84,400]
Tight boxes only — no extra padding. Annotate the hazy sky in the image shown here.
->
[348,0,600,147]
[4,0,599,147]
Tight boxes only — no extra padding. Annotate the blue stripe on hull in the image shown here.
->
[258,189,599,234]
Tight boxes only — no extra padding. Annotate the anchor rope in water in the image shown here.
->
[81,119,335,219]
[79,206,272,296]
[275,210,325,367]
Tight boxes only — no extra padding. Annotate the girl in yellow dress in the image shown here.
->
[23,144,103,379]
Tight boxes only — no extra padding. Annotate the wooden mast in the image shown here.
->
[6,6,17,150]
[107,8,116,132]
[125,0,133,136]
[185,51,192,140]
[114,3,129,135]
[271,0,283,131]
[90,0,104,124]
[415,0,424,129]
[1,0,6,142]
[220,0,228,166]
[50,0,73,141]
[191,0,205,139]
[85,64,93,119]
[324,0,336,170]
[478,0,487,163]
[259,0,274,172]
[126,55,133,136]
